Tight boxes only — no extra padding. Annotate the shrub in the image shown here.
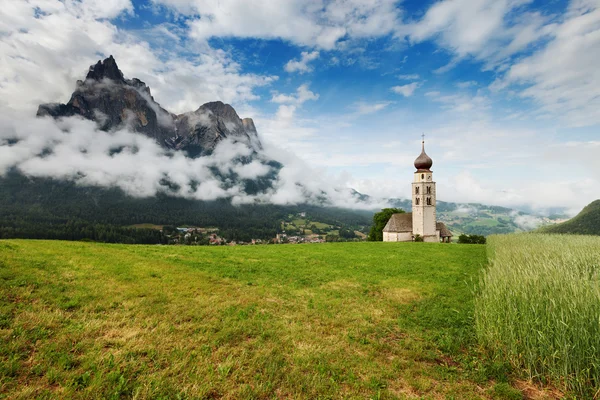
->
[458,234,486,244]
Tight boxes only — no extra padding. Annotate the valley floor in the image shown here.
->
[0,240,549,399]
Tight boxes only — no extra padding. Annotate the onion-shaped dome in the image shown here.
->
[414,141,433,171]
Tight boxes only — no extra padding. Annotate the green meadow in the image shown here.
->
[0,240,556,399]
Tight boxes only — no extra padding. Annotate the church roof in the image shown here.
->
[383,213,413,233]
[436,222,452,237]
[382,213,453,237]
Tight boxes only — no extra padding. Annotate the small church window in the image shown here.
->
[427,186,431,194]
[421,173,425,179]
[426,197,432,205]
[415,198,420,205]
[415,187,419,195]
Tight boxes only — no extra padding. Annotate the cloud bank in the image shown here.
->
[0,114,378,209]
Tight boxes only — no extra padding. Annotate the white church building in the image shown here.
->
[383,139,452,243]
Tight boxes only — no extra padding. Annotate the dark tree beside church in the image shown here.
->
[368,208,405,241]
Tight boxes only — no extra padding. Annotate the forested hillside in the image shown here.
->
[0,171,372,243]
[539,200,600,235]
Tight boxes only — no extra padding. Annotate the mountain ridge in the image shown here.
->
[37,56,261,157]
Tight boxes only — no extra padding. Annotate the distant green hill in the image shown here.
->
[539,200,600,235]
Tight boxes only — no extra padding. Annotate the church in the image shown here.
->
[383,139,452,243]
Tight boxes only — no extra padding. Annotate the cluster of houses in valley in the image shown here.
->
[165,227,253,246]
[162,227,327,246]
[160,212,364,246]
[274,233,325,244]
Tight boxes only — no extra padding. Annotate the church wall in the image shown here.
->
[423,205,437,236]
[383,232,412,242]
[412,168,437,239]
[423,231,440,243]
[412,205,424,236]
[398,232,412,241]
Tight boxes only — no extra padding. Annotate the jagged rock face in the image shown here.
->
[37,56,174,144]
[37,56,262,156]
[85,56,125,82]
[170,101,261,156]
[242,117,262,150]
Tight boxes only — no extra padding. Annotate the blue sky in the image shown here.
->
[2,0,600,214]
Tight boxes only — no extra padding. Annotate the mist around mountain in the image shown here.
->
[538,200,600,236]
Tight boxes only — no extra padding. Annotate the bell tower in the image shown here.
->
[412,135,439,242]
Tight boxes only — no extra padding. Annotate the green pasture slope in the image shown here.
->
[1,240,526,399]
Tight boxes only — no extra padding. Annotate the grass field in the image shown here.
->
[476,234,600,398]
[0,240,544,399]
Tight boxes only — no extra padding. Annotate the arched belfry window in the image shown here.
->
[415,198,420,205]
[421,173,425,179]
[415,187,420,195]
[426,197,432,205]
[427,186,431,194]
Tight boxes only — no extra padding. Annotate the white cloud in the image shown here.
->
[398,74,420,80]
[257,105,319,150]
[351,101,392,115]
[145,54,277,114]
[426,91,490,113]
[271,84,319,106]
[406,0,551,66]
[455,205,478,214]
[154,0,403,50]
[391,82,421,97]
[406,0,600,127]
[493,2,600,126]
[456,80,478,88]
[0,0,278,116]
[0,114,380,209]
[259,84,321,150]
[439,171,600,216]
[285,51,320,74]
[0,116,255,200]
[512,212,544,230]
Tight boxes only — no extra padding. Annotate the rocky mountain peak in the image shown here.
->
[128,77,152,97]
[242,118,257,133]
[37,56,263,157]
[198,101,241,121]
[85,55,125,83]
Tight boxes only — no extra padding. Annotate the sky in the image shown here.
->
[1,0,600,215]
